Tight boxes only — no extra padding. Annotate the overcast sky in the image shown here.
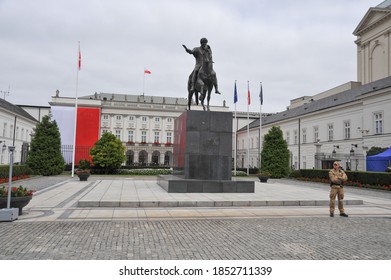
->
[0,0,383,113]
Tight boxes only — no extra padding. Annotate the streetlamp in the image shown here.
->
[332,145,339,157]
[350,144,357,156]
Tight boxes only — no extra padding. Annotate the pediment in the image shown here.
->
[353,8,391,36]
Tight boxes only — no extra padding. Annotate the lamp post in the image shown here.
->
[332,145,339,157]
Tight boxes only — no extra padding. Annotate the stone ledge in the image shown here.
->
[157,175,255,193]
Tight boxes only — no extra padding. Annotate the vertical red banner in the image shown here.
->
[75,107,100,164]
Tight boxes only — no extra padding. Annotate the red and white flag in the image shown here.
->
[144,69,151,74]
[247,81,251,105]
[78,43,81,70]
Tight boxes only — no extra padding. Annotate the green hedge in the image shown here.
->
[297,169,391,187]
[0,165,33,179]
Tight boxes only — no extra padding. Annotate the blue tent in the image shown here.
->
[366,147,391,172]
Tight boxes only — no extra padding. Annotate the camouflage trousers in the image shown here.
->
[329,186,345,214]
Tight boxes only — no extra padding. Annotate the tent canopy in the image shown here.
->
[367,147,391,172]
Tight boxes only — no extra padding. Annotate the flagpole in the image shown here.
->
[71,42,81,177]
[143,68,145,96]
[259,82,263,171]
[247,81,250,176]
[234,80,237,177]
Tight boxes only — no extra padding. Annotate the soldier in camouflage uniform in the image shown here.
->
[328,161,349,217]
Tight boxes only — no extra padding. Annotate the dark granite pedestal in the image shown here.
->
[157,110,254,193]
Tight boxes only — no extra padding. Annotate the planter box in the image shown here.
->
[0,196,32,215]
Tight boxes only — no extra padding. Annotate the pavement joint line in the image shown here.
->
[34,178,74,195]
[55,182,96,208]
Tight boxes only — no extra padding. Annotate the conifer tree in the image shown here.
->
[260,126,290,178]
[27,115,64,175]
[90,132,126,174]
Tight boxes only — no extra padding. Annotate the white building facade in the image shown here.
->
[0,99,38,164]
[236,2,391,172]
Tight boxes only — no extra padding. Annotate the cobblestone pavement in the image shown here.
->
[2,175,391,260]
[1,217,390,260]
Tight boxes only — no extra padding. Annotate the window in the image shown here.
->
[128,131,134,142]
[116,115,122,121]
[167,118,173,123]
[102,129,108,134]
[115,130,121,140]
[313,126,319,142]
[374,112,383,134]
[10,125,13,138]
[328,124,334,141]
[285,131,290,145]
[154,132,160,143]
[141,131,147,142]
[154,117,160,122]
[344,121,351,139]
[103,115,109,120]
[293,130,298,145]
[302,128,307,144]
[3,123,6,137]
[129,116,134,121]
[166,132,172,143]
[142,116,148,122]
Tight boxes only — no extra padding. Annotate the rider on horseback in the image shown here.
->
[183,38,221,94]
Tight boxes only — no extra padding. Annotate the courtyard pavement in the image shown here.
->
[1,175,391,259]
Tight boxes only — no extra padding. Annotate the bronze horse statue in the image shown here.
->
[187,59,216,111]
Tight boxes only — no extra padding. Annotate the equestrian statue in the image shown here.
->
[183,38,221,110]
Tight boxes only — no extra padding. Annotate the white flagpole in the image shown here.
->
[259,82,263,171]
[143,68,145,96]
[234,81,237,177]
[71,42,81,177]
[247,81,250,176]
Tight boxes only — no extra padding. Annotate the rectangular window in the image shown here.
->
[374,112,383,134]
[167,118,173,123]
[103,115,109,120]
[128,131,134,142]
[3,123,6,137]
[116,115,122,121]
[129,116,134,121]
[154,117,160,122]
[344,121,351,139]
[142,116,148,122]
[166,132,172,143]
[141,131,147,142]
[154,132,160,143]
[115,130,121,140]
[293,130,298,145]
[313,126,319,142]
[285,131,290,145]
[302,128,307,144]
[328,124,334,141]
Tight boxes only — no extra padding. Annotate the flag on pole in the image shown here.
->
[234,81,238,103]
[78,43,81,70]
[247,81,251,105]
[144,69,151,74]
[259,83,263,105]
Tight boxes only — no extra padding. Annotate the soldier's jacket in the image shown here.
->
[329,168,348,186]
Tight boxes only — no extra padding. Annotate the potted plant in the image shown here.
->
[76,159,91,181]
[257,171,271,183]
[0,185,35,215]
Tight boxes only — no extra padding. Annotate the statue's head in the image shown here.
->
[200,38,208,44]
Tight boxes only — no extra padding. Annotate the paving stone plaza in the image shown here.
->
[1,175,391,259]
